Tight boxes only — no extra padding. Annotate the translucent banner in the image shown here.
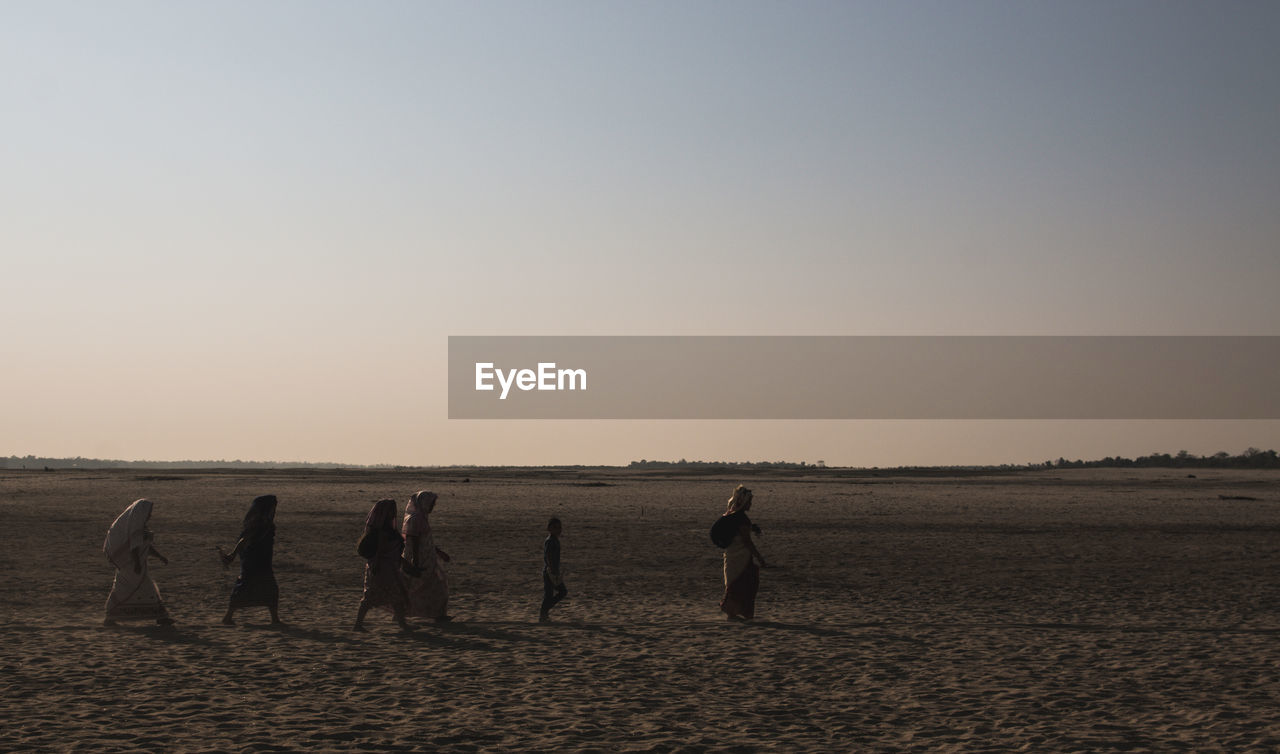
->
[448,336,1280,419]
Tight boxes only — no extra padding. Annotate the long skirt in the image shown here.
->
[230,567,279,608]
[105,556,168,621]
[404,537,449,619]
[360,560,407,614]
[404,563,449,619]
[720,541,759,619]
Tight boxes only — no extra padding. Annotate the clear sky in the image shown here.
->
[4,1,1278,466]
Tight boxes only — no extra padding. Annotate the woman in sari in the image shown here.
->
[103,498,174,626]
[718,485,767,621]
[219,494,282,626]
[401,490,452,622]
[354,498,410,631]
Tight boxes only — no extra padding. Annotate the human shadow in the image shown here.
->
[743,619,933,647]
[3,623,112,634]
[398,625,505,652]
[260,623,363,646]
[534,620,646,641]
[877,620,1280,636]
[105,623,226,647]
[428,620,535,645]
[744,620,862,639]
[3,622,215,646]
[1002,621,1280,636]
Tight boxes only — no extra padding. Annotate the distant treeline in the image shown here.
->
[5,448,1278,472]
[629,448,1280,471]
[1034,448,1280,470]
[0,456,408,471]
[628,459,827,470]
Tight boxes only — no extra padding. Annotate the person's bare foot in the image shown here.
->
[539,612,551,623]
[221,617,235,626]
[434,614,453,623]
[102,618,117,627]
[352,623,366,632]
[156,617,175,626]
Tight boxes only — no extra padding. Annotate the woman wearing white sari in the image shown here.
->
[401,490,452,622]
[103,499,174,626]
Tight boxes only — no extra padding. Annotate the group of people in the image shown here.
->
[102,485,766,628]
[352,491,454,631]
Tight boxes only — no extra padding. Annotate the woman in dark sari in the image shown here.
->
[354,498,410,631]
[718,485,767,621]
[219,494,282,625]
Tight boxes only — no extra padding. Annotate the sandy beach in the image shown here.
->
[2,467,1278,752]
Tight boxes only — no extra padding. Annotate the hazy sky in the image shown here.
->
[4,1,1278,466]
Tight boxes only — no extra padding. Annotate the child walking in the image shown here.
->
[540,517,567,622]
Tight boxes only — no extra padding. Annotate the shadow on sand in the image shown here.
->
[534,620,646,641]
[97,623,226,647]
[254,623,364,646]
[994,621,1280,636]
[395,622,517,651]
[744,619,867,639]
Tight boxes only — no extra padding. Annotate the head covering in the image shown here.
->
[243,494,278,530]
[366,498,398,530]
[104,499,153,566]
[725,485,753,514]
[403,490,437,537]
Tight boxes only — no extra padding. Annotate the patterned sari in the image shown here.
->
[401,491,449,619]
[359,499,407,613]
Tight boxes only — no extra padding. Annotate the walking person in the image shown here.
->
[103,498,174,626]
[219,494,282,626]
[539,517,568,622]
[354,498,410,631]
[717,485,767,621]
[401,490,452,622]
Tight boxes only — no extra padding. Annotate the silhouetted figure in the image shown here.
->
[354,499,409,631]
[103,499,174,626]
[219,494,282,626]
[539,517,567,622]
[718,485,767,621]
[402,490,452,622]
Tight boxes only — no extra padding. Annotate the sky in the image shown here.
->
[3,1,1278,466]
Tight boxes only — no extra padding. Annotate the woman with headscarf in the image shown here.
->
[401,490,452,622]
[354,498,410,631]
[219,494,282,626]
[103,499,174,626]
[718,485,767,621]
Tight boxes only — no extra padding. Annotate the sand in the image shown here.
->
[2,467,1278,752]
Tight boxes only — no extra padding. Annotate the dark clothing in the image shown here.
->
[230,524,278,608]
[238,524,274,575]
[360,527,407,612]
[541,535,566,615]
[541,573,568,615]
[720,561,760,619]
[543,535,561,578]
[712,511,750,547]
